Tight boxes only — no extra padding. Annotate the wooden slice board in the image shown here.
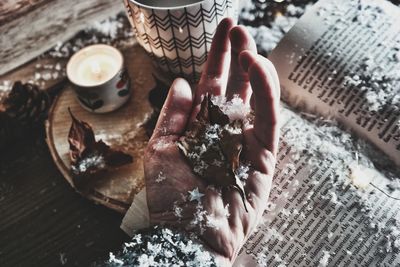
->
[46,44,158,213]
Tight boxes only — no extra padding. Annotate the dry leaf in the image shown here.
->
[68,108,133,181]
[178,95,248,211]
[208,95,230,126]
[68,108,96,163]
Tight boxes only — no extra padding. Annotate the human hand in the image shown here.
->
[144,18,280,266]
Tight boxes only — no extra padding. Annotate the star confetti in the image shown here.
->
[189,188,205,203]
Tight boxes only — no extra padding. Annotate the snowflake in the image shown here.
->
[188,188,205,202]
[109,252,124,265]
[318,251,331,267]
[155,171,167,183]
[173,201,183,218]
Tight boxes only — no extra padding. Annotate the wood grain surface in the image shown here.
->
[0,0,52,25]
[0,0,124,75]
[0,21,160,267]
[46,43,156,214]
[0,139,131,266]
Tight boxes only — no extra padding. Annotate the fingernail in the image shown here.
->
[229,27,242,42]
[229,26,248,50]
[219,17,235,31]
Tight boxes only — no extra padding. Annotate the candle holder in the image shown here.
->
[66,44,131,113]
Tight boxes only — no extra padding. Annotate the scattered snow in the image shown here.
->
[184,124,221,177]
[71,153,106,174]
[266,228,283,242]
[48,14,134,59]
[256,253,268,266]
[318,251,331,267]
[222,204,230,218]
[239,0,312,55]
[32,63,66,88]
[344,57,400,112]
[235,163,251,182]
[283,162,297,176]
[105,226,217,266]
[173,201,183,218]
[108,252,124,265]
[206,214,224,230]
[349,162,376,189]
[59,252,67,265]
[95,128,147,152]
[152,139,170,151]
[274,253,286,265]
[326,191,341,206]
[377,218,400,253]
[155,171,166,183]
[189,202,208,234]
[0,80,12,102]
[211,95,252,122]
[387,179,400,192]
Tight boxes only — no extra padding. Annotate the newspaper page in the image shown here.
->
[268,0,400,166]
[234,107,400,266]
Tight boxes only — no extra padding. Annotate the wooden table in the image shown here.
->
[0,1,131,266]
[0,140,129,266]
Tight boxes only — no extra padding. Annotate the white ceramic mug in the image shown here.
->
[124,0,239,82]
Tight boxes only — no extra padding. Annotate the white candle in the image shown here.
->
[66,44,130,113]
[67,44,123,87]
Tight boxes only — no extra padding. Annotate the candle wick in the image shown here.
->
[90,61,102,76]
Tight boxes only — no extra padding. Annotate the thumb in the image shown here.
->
[151,78,194,140]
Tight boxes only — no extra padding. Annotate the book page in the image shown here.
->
[268,0,400,166]
[234,108,400,266]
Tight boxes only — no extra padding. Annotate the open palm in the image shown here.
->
[144,18,280,266]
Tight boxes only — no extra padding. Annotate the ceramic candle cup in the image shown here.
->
[124,0,239,83]
[66,44,131,113]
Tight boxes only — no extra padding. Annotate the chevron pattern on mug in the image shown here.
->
[124,0,239,83]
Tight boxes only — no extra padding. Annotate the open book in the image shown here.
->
[122,0,400,266]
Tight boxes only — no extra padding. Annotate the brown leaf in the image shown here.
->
[220,120,243,172]
[208,94,230,126]
[68,108,96,163]
[178,96,248,212]
[196,94,210,122]
[68,109,133,180]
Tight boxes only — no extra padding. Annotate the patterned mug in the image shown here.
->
[124,0,239,83]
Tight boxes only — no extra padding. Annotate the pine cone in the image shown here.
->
[3,82,50,126]
[0,82,51,150]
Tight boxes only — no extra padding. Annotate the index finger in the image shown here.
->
[196,18,234,101]
[226,25,257,103]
